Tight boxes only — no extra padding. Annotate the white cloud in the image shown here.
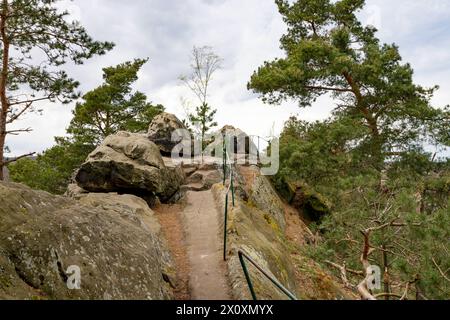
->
[6,0,450,156]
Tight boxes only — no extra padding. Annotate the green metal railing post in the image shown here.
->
[222,134,226,185]
[223,134,235,261]
[231,171,235,207]
[238,251,258,300]
[223,192,229,261]
[238,250,298,301]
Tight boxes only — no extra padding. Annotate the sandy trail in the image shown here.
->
[182,190,232,300]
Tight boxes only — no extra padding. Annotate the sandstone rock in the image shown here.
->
[211,183,296,300]
[185,169,223,192]
[283,180,331,223]
[236,165,286,231]
[75,131,184,204]
[65,183,88,198]
[148,112,188,156]
[211,165,352,300]
[204,126,256,157]
[0,182,175,300]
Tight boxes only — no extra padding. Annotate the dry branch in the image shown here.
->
[2,152,35,165]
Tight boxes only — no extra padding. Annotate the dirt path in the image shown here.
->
[182,190,232,300]
[154,204,191,300]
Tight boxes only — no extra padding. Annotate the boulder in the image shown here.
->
[75,131,184,204]
[0,182,175,300]
[148,112,188,156]
[204,126,256,157]
[184,168,223,192]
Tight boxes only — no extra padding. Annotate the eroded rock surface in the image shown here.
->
[75,131,184,204]
[148,112,188,156]
[0,182,175,300]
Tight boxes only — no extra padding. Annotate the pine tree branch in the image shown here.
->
[304,85,353,93]
[8,94,54,107]
[5,127,32,135]
[2,152,35,165]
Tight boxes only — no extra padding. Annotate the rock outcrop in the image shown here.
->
[1,117,352,301]
[75,131,184,204]
[148,112,188,156]
[205,126,256,157]
[212,165,295,300]
[0,182,175,300]
[211,164,352,300]
[280,180,331,223]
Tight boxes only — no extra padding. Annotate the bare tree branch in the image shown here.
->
[5,127,32,135]
[358,228,377,300]
[432,258,450,283]
[304,85,353,93]
[325,260,360,289]
[2,152,35,165]
[6,101,32,124]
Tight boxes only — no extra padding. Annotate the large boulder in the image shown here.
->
[0,182,175,300]
[205,126,255,157]
[148,112,188,156]
[75,131,184,204]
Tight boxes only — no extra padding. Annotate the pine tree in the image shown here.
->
[0,0,114,180]
[68,59,164,144]
[248,0,449,172]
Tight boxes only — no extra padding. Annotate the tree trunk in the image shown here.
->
[382,244,390,300]
[0,121,5,180]
[342,71,384,171]
[0,0,10,181]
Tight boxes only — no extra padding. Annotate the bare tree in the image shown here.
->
[179,46,222,146]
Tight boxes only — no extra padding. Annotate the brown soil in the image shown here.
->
[154,203,191,300]
[282,201,357,299]
[283,202,315,247]
[182,190,232,300]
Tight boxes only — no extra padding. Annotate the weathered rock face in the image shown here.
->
[205,126,256,157]
[148,112,187,156]
[282,180,331,223]
[236,165,286,231]
[211,181,296,300]
[0,182,175,300]
[211,164,352,300]
[75,131,184,204]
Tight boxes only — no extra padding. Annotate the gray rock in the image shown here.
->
[236,165,286,231]
[65,183,88,198]
[204,125,257,157]
[75,131,184,204]
[147,112,188,156]
[0,182,175,300]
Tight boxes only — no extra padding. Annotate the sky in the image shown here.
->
[6,0,450,157]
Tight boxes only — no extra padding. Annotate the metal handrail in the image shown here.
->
[238,249,298,301]
[221,135,297,301]
[222,136,235,261]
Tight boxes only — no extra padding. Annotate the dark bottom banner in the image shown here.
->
[0,300,446,319]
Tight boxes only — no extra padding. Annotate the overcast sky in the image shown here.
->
[6,0,450,157]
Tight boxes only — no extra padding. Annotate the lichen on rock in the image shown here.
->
[0,182,175,300]
[75,131,184,204]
